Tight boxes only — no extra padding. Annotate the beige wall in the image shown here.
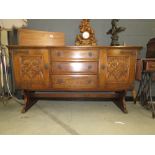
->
[1,30,8,45]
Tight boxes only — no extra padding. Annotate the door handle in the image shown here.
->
[44,64,49,69]
[101,64,106,70]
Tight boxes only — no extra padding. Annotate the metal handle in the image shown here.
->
[44,64,49,69]
[101,64,106,70]
[88,52,92,57]
[57,52,61,56]
[58,65,62,69]
[57,79,64,84]
[87,80,92,84]
[88,65,92,70]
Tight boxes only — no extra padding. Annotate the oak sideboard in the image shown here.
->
[9,46,142,113]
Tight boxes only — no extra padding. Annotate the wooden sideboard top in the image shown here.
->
[8,45,142,50]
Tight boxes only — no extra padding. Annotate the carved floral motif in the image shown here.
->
[20,56,44,82]
[106,56,130,82]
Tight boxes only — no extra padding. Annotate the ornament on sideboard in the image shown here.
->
[75,19,97,46]
[107,19,126,46]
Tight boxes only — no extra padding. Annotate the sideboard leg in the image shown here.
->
[21,91,38,113]
[132,88,137,103]
[114,91,128,113]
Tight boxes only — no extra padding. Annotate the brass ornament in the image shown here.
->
[75,19,97,46]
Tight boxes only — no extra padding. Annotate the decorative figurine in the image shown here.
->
[75,19,97,46]
[107,19,126,46]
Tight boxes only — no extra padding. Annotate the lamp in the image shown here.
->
[0,19,27,104]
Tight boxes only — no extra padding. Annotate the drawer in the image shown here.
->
[51,62,97,74]
[51,50,98,61]
[52,75,97,89]
[143,60,155,72]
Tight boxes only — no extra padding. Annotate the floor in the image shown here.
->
[0,99,155,135]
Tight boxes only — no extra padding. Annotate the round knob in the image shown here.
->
[101,64,106,70]
[88,65,92,70]
[57,52,61,56]
[44,64,49,69]
[88,52,92,57]
[57,79,64,84]
[87,80,92,84]
[58,65,62,69]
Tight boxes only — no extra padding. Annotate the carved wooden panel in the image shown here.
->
[106,56,130,82]
[20,56,44,82]
[52,75,97,89]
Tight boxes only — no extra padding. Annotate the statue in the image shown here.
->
[107,19,126,46]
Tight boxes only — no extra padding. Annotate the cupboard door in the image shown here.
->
[99,49,136,90]
[12,49,50,90]
[106,55,130,83]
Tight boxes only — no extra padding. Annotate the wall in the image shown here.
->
[23,19,155,96]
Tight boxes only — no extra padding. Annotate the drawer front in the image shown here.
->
[52,50,98,61]
[145,61,155,72]
[52,75,97,89]
[51,62,97,74]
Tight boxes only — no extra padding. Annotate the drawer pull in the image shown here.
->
[87,80,92,84]
[44,64,49,69]
[57,79,64,84]
[88,52,93,57]
[88,65,92,70]
[58,65,62,69]
[57,52,61,56]
[101,64,106,70]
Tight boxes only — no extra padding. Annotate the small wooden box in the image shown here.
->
[143,59,155,72]
[18,29,65,46]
